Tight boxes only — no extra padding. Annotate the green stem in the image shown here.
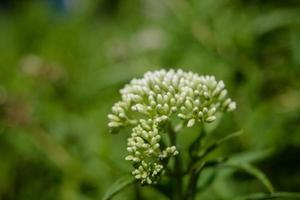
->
[185,157,228,199]
[134,183,142,200]
[168,123,183,200]
[185,162,205,200]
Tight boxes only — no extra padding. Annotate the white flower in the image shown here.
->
[108,69,236,184]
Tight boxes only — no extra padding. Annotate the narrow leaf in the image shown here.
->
[197,130,243,159]
[102,175,135,200]
[224,163,275,193]
[229,148,274,164]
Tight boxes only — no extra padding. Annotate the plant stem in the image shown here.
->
[185,158,228,199]
[134,183,142,200]
[185,162,205,200]
[168,123,183,200]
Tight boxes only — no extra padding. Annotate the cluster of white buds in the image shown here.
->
[131,161,164,184]
[108,69,236,184]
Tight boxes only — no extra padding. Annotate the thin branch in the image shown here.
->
[185,130,243,175]
[197,130,243,159]
[185,157,228,200]
[185,162,206,200]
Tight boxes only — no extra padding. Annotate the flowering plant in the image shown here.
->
[103,69,297,200]
[108,69,235,185]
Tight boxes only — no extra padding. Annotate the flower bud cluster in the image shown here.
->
[108,69,236,184]
[131,161,164,184]
[125,120,178,184]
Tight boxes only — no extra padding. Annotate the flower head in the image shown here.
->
[108,69,236,184]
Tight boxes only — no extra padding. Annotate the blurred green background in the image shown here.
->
[0,0,300,199]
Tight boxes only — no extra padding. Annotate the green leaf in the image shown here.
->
[224,163,274,194]
[197,130,243,159]
[234,192,300,200]
[102,175,135,200]
[229,148,274,164]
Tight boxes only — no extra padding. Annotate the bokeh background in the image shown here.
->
[0,0,300,199]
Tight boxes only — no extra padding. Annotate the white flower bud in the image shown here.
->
[157,94,163,104]
[208,107,216,116]
[206,116,216,122]
[218,89,227,100]
[108,121,122,128]
[108,114,120,121]
[184,99,193,110]
[227,101,236,112]
[187,118,196,127]
[177,113,186,119]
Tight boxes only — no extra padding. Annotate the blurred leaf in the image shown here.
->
[234,192,300,200]
[229,148,274,164]
[188,131,242,174]
[253,9,300,36]
[102,175,135,200]
[197,130,243,159]
[223,163,274,194]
